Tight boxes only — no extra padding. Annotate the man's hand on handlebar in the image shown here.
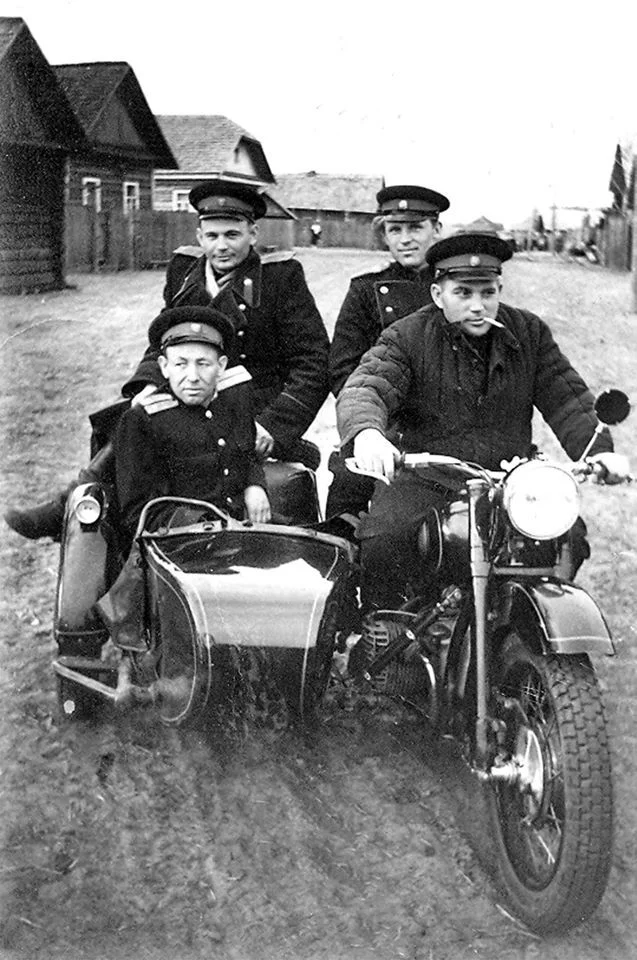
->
[352,429,401,483]
[132,384,178,415]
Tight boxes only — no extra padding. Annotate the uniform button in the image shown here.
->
[205,410,213,419]
[240,353,246,359]
[218,438,226,447]
[223,468,229,476]
[237,330,245,337]
[226,497,233,504]
[379,285,389,294]
[238,303,246,311]
[385,306,393,313]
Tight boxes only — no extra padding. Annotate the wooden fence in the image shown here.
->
[65,207,378,272]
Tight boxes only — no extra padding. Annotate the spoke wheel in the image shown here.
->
[486,631,613,933]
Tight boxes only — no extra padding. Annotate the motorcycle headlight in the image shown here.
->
[503,461,580,540]
[74,494,102,526]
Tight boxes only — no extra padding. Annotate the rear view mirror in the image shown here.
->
[594,390,631,426]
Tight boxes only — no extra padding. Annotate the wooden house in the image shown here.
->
[0,17,88,293]
[268,172,385,248]
[53,62,176,214]
[154,114,276,211]
[154,114,295,251]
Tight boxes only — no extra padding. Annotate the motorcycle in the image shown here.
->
[51,389,631,933]
[339,387,632,934]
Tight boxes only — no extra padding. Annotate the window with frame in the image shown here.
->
[82,177,102,212]
[123,181,140,213]
[172,190,191,212]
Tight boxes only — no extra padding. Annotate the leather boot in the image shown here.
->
[4,494,66,541]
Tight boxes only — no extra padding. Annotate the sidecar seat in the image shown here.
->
[264,460,320,525]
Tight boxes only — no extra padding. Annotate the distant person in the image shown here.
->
[310,221,323,246]
[5,180,329,541]
[326,184,450,522]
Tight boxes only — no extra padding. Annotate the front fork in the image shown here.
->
[467,480,491,766]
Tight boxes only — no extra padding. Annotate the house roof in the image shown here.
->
[157,115,275,183]
[53,62,176,167]
[0,17,87,152]
[270,173,385,213]
[463,215,505,233]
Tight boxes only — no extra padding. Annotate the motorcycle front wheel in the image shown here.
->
[486,631,613,934]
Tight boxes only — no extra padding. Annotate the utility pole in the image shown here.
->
[549,204,557,254]
[632,202,637,312]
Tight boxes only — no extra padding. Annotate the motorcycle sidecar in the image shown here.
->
[53,461,356,724]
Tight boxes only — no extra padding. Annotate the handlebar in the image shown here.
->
[345,454,499,485]
[346,454,633,486]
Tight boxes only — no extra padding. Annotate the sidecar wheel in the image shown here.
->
[486,631,613,934]
[154,620,212,727]
[57,675,100,722]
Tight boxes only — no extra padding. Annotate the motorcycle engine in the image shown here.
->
[351,617,430,699]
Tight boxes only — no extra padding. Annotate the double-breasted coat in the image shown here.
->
[329,260,436,397]
[123,247,330,458]
[115,387,265,536]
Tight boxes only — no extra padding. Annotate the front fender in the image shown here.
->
[496,579,615,656]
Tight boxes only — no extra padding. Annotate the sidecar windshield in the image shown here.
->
[149,527,348,580]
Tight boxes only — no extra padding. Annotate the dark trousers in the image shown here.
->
[325,451,375,520]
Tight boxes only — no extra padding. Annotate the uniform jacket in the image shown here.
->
[122,248,330,453]
[115,387,266,535]
[337,302,612,471]
[329,260,436,396]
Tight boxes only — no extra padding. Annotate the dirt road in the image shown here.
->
[1,252,636,959]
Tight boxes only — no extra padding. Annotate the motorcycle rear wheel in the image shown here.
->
[486,631,613,934]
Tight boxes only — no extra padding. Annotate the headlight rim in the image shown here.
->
[503,461,580,541]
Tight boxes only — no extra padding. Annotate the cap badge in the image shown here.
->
[398,199,408,210]
[470,255,481,266]
[190,323,202,332]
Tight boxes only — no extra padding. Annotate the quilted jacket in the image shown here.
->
[336,302,612,471]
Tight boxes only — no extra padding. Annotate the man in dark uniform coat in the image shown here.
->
[326,184,450,520]
[127,181,330,464]
[102,305,270,651]
[337,232,630,609]
[5,180,329,540]
[116,305,270,537]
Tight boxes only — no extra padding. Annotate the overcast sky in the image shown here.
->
[8,0,637,226]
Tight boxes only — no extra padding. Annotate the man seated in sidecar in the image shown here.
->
[98,305,270,650]
[336,232,630,611]
[116,305,270,536]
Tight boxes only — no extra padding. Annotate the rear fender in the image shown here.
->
[496,580,615,656]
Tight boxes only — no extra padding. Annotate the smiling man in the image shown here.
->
[336,231,629,609]
[326,184,449,521]
[127,180,330,464]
